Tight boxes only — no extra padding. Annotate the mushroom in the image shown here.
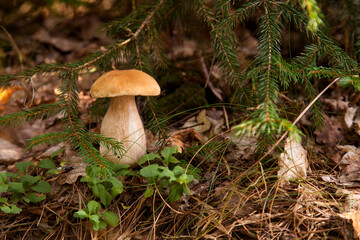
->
[90,69,160,165]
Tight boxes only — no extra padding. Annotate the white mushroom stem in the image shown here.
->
[100,96,146,165]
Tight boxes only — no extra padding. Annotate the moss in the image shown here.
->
[158,71,183,92]
[157,81,207,114]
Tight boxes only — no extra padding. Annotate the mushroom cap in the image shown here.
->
[90,69,161,98]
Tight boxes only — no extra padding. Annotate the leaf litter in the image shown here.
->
[1,5,360,240]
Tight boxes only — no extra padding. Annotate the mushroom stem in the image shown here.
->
[100,96,146,165]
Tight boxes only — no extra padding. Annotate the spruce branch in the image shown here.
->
[253,2,283,121]
[146,25,168,70]
[55,71,110,168]
[87,132,125,159]
[26,132,74,151]
[0,0,165,85]
[195,0,245,96]
[277,1,360,72]
[0,103,64,128]
[144,96,168,141]
[215,0,262,30]
[257,77,341,162]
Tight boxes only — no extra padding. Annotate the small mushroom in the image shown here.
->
[90,69,161,165]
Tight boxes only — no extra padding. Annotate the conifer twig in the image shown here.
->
[258,77,340,162]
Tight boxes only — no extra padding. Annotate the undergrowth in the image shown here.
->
[1,0,360,239]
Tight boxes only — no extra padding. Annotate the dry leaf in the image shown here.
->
[0,138,24,164]
[278,136,309,186]
[339,211,360,239]
[34,28,85,52]
[338,146,360,183]
[182,109,211,133]
[172,38,197,58]
[166,128,203,153]
[339,191,360,239]
[344,106,358,128]
[314,114,343,146]
[206,110,225,135]
[57,157,87,185]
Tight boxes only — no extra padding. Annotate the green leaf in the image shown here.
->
[139,153,160,165]
[31,181,51,193]
[22,196,30,203]
[0,205,11,213]
[50,148,65,160]
[169,183,183,202]
[161,147,178,163]
[8,182,25,194]
[38,159,56,169]
[1,204,22,214]
[112,163,131,170]
[140,164,160,178]
[99,219,107,229]
[86,165,103,178]
[74,209,88,219]
[87,200,101,214]
[0,173,8,192]
[5,172,19,178]
[91,221,100,231]
[172,165,185,176]
[9,205,22,214]
[168,156,180,164]
[0,184,8,192]
[46,169,61,175]
[102,211,119,226]
[15,161,33,174]
[91,183,105,197]
[144,186,154,198]
[27,193,46,203]
[159,179,170,190]
[89,214,100,223]
[109,177,123,197]
[182,184,191,195]
[177,174,194,184]
[20,175,40,186]
[100,191,112,208]
[89,214,107,231]
[158,167,176,181]
[0,172,7,184]
[0,198,7,203]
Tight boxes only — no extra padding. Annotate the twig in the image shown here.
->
[228,77,341,187]
[154,183,184,215]
[222,105,229,130]
[258,77,340,162]
[0,25,26,71]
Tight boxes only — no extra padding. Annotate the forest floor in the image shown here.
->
[0,2,359,240]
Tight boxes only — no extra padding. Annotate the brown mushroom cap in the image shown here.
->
[90,69,160,98]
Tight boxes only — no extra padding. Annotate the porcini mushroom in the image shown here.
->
[90,69,160,165]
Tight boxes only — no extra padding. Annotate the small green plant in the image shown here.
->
[139,146,195,202]
[73,200,119,231]
[74,147,195,230]
[80,164,126,208]
[73,163,127,230]
[0,148,63,214]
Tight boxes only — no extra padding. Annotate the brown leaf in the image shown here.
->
[339,211,360,239]
[166,128,203,153]
[338,146,360,183]
[182,110,211,133]
[33,28,85,52]
[0,138,24,164]
[314,114,343,146]
[278,136,309,186]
